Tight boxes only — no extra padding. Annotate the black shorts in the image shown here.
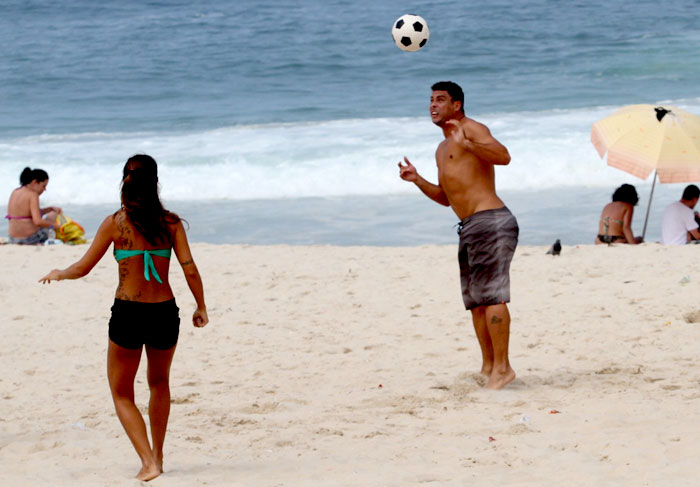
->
[108,298,180,350]
[458,206,519,310]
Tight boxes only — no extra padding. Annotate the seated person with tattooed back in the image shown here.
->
[595,184,643,245]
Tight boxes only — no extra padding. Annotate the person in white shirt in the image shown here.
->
[661,185,700,245]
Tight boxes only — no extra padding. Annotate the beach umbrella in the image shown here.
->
[591,104,700,238]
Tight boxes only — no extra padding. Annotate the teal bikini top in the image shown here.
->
[113,248,172,284]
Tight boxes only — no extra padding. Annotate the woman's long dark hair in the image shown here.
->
[612,184,639,206]
[19,167,49,185]
[119,154,180,246]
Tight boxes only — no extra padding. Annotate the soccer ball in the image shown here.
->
[391,14,429,52]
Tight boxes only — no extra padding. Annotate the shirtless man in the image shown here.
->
[398,81,518,390]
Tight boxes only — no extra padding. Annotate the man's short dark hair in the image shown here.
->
[431,81,464,113]
[612,184,639,205]
[682,184,700,201]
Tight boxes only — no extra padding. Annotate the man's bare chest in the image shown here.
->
[436,139,477,174]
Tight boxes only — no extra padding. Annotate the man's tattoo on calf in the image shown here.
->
[491,315,503,325]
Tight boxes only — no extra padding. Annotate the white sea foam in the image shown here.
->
[2,101,699,206]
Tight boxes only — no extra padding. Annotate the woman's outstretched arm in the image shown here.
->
[39,216,114,282]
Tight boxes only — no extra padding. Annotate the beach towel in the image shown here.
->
[55,214,87,245]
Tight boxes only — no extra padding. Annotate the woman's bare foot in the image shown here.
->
[136,462,161,482]
[485,366,515,390]
[153,449,164,473]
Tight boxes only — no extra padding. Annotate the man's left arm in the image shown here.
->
[686,211,700,240]
[447,119,511,166]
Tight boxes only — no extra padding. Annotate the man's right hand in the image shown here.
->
[398,156,418,182]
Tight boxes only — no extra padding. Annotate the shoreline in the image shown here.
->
[1,185,684,247]
[2,243,700,485]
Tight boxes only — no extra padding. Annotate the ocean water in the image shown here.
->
[2,0,699,245]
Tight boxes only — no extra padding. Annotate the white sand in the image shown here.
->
[1,242,699,486]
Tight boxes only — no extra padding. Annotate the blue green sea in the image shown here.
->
[2,0,699,245]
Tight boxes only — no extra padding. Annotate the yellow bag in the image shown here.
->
[55,214,87,245]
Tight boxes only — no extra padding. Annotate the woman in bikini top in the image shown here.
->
[595,184,643,245]
[39,155,208,481]
[6,167,62,242]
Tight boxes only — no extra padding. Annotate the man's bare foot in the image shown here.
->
[485,366,515,390]
[136,463,161,482]
[480,364,493,376]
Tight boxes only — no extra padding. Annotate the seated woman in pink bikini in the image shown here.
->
[6,167,62,244]
[595,184,643,245]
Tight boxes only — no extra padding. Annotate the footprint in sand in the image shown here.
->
[507,423,536,434]
[447,373,486,396]
[361,431,385,439]
[315,428,344,436]
[171,392,200,404]
[240,402,280,414]
[683,310,700,323]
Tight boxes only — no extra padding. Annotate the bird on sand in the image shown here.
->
[546,239,561,256]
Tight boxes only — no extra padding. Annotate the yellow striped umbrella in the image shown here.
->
[591,104,700,238]
[591,104,700,183]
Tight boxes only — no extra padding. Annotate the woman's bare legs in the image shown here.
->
[107,341,160,481]
[145,345,177,473]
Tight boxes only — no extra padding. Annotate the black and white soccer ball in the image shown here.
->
[391,14,429,52]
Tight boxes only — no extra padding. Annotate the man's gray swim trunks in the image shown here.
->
[457,206,519,310]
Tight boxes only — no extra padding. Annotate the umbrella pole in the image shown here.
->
[641,170,657,241]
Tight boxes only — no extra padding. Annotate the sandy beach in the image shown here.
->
[1,242,699,486]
